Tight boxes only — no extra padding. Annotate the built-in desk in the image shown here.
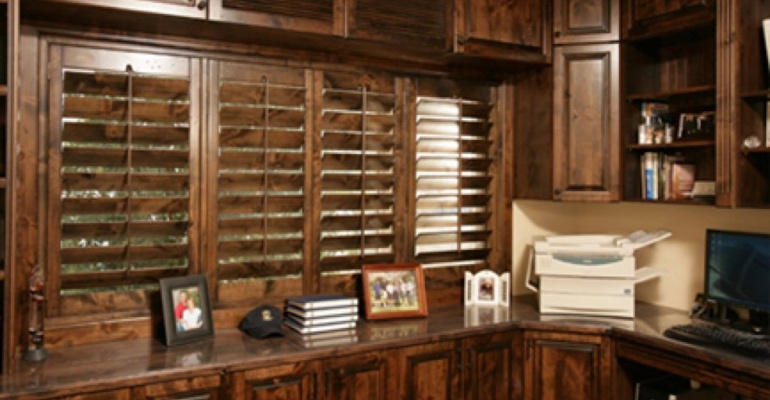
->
[0,296,767,399]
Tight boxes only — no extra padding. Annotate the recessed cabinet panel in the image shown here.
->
[209,0,336,35]
[346,0,447,50]
[395,342,459,400]
[553,0,619,44]
[454,0,550,63]
[553,44,620,202]
[36,0,208,19]
[523,331,611,400]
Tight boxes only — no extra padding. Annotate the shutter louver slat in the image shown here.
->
[57,54,193,294]
[216,63,307,283]
[320,72,397,273]
[414,95,493,269]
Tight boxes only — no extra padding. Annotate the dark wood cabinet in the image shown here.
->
[552,43,620,202]
[323,351,390,400]
[454,0,550,63]
[553,0,620,44]
[344,0,448,50]
[522,330,612,400]
[726,0,770,208]
[133,375,223,400]
[209,0,338,36]
[35,0,208,19]
[461,332,518,400]
[232,361,320,400]
[621,0,718,205]
[394,341,460,400]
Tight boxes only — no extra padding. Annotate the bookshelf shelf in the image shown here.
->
[627,139,714,151]
[625,85,716,102]
[739,88,770,101]
[741,147,770,154]
[626,198,714,206]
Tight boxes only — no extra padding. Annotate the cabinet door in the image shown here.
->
[393,341,460,400]
[233,362,320,400]
[37,0,207,19]
[454,0,550,63]
[462,332,517,400]
[522,331,612,400]
[133,374,223,399]
[208,0,337,36]
[344,0,448,50]
[552,44,620,202]
[553,0,619,44]
[324,351,389,400]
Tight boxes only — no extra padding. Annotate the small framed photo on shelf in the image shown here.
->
[677,111,714,140]
[464,270,510,307]
[361,263,428,321]
[160,275,214,346]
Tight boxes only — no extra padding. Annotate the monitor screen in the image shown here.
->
[705,229,770,314]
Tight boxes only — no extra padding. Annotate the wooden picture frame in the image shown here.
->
[160,275,214,346]
[361,263,428,320]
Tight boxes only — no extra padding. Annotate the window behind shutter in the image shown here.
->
[319,72,399,273]
[414,88,494,269]
[214,62,308,284]
[51,46,196,314]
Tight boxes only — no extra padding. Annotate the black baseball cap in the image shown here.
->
[240,305,284,339]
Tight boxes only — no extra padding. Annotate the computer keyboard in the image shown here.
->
[663,322,770,358]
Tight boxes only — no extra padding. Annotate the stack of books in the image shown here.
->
[284,294,359,337]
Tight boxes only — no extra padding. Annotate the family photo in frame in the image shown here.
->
[160,275,214,346]
[361,263,428,320]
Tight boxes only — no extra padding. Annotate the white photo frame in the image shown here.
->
[464,270,510,307]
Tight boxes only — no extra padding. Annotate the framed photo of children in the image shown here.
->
[160,275,214,346]
[361,263,428,321]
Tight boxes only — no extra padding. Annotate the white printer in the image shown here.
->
[526,230,671,318]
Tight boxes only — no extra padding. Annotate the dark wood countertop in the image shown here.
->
[1,295,768,398]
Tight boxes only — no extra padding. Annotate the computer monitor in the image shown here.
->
[704,229,770,316]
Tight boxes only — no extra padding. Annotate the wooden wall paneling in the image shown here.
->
[7,27,42,368]
[511,68,553,200]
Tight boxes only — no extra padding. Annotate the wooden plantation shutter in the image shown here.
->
[413,81,494,269]
[318,71,400,274]
[49,45,198,315]
[212,61,309,300]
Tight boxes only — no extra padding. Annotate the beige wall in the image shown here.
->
[512,200,770,311]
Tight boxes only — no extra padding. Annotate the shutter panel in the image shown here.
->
[214,62,308,282]
[414,90,494,269]
[319,72,398,273]
[53,46,195,298]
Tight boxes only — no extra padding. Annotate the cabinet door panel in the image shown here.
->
[454,0,550,63]
[523,331,611,400]
[553,0,619,44]
[345,0,447,50]
[394,342,460,400]
[235,362,319,400]
[38,0,207,19]
[325,351,389,400]
[134,374,223,399]
[553,43,620,202]
[209,0,336,36]
[463,332,516,400]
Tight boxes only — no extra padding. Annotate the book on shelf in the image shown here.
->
[286,294,358,310]
[286,311,358,326]
[671,163,696,200]
[285,304,359,319]
[640,152,690,201]
[284,317,357,334]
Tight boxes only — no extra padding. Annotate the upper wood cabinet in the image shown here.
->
[453,0,551,63]
[624,0,715,37]
[34,0,209,19]
[553,0,620,44]
[522,330,612,400]
[552,43,621,202]
[208,0,337,36]
[344,0,448,50]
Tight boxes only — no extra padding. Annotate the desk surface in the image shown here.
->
[1,295,768,398]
